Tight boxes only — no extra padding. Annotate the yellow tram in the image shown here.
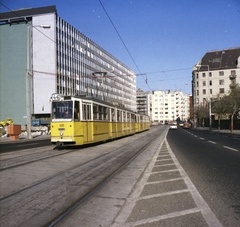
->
[50,94,150,146]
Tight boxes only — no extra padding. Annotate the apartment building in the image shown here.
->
[192,48,240,107]
[0,6,136,125]
[151,90,190,124]
[136,89,152,121]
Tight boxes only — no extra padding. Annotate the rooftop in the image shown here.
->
[197,47,240,71]
[0,5,57,23]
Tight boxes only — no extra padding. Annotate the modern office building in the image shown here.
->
[151,90,190,124]
[192,48,240,107]
[0,5,136,125]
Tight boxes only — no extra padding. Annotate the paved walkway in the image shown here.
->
[193,127,240,135]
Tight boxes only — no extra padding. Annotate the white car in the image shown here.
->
[169,123,177,130]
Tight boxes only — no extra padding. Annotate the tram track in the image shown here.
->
[0,142,113,171]
[0,147,74,171]
[47,133,159,227]
[0,127,166,227]
[0,139,137,201]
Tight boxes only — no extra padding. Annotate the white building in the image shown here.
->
[136,89,152,120]
[192,48,240,106]
[152,90,190,124]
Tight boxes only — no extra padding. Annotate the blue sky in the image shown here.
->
[1,0,239,94]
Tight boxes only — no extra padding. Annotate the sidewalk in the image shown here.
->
[193,127,240,135]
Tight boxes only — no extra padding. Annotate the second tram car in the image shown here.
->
[50,94,150,146]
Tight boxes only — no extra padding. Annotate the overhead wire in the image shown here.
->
[98,0,152,90]
[1,2,191,91]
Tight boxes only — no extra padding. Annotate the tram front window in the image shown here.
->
[52,101,73,120]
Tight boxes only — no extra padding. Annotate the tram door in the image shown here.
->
[82,103,93,142]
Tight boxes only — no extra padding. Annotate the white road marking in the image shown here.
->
[208,141,216,144]
[223,146,238,152]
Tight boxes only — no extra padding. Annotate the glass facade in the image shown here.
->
[56,17,136,111]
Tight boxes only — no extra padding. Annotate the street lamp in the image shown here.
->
[195,64,212,130]
[26,24,51,139]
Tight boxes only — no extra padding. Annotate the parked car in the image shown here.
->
[183,123,189,129]
[32,119,50,126]
[169,123,177,130]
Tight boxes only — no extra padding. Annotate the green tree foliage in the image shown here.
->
[212,84,240,132]
[212,95,229,132]
[194,104,209,128]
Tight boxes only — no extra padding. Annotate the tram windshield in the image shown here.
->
[52,101,73,121]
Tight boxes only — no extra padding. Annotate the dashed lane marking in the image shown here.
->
[223,146,239,152]
[208,140,216,144]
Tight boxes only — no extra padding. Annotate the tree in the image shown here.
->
[211,94,229,132]
[228,84,240,132]
[194,104,209,128]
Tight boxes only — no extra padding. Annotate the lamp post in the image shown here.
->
[195,64,212,130]
[26,24,50,139]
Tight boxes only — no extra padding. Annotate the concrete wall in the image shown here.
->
[0,23,28,125]
[32,13,56,115]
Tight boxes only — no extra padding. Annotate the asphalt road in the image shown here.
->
[167,128,240,226]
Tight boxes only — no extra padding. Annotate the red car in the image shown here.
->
[183,123,189,129]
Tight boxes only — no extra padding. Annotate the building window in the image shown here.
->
[231,70,236,76]
[209,80,212,86]
[210,89,212,94]
[213,58,221,63]
[209,72,212,77]
[203,89,206,95]
[219,88,225,93]
[203,81,206,86]
[219,80,224,85]
[219,71,224,76]
[196,81,199,87]
[202,73,206,77]
[197,90,199,95]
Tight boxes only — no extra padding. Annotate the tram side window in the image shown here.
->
[103,107,108,121]
[74,101,80,120]
[99,105,103,120]
[83,103,91,120]
[93,104,98,120]
[93,104,109,121]
[122,112,125,122]
[131,114,135,123]
[127,112,130,122]
[117,110,121,122]
[111,108,115,121]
